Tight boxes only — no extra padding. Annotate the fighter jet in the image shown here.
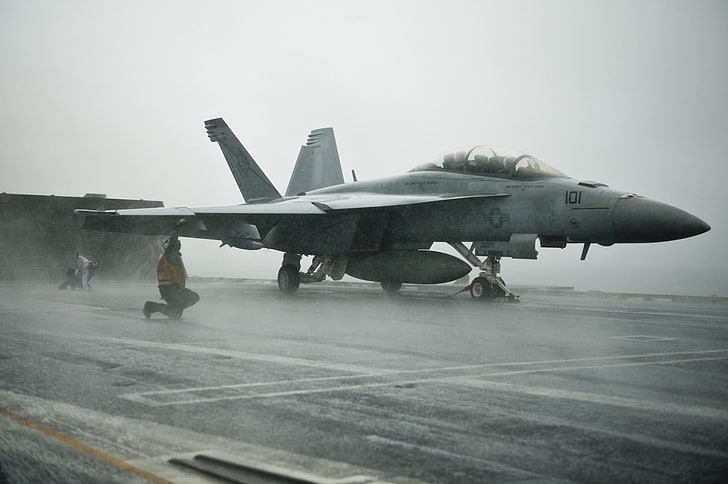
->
[76,118,710,300]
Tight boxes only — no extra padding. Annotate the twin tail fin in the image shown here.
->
[205,118,282,202]
[205,118,345,202]
[285,127,344,196]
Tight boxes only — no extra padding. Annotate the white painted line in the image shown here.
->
[450,375,728,420]
[119,349,728,414]
[608,335,676,342]
[97,336,728,378]
[97,336,728,414]
[412,348,728,373]
[96,336,396,375]
[460,355,728,378]
[121,380,411,407]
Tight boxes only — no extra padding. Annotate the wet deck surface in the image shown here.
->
[2,280,727,483]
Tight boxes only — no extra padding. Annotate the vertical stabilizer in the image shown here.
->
[205,118,282,202]
[285,128,345,196]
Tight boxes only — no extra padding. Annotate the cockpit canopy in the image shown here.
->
[409,145,566,179]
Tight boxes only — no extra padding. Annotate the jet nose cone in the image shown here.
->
[613,197,710,243]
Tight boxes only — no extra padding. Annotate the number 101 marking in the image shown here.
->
[565,191,583,204]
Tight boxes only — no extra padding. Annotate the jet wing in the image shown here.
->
[75,206,214,239]
[294,192,509,212]
[74,203,326,240]
[76,192,509,252]
[201,192,511,253]
[77,193,509,230]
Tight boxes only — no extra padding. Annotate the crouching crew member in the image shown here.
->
[143,219,199,319]
[58,254,98,290]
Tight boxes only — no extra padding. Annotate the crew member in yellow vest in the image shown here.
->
[143,219,199,319]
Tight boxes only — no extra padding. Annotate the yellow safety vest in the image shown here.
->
[157,251,186,287]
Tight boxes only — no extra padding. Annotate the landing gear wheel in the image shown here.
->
[380,281,402,293]
[277,264,300,293]
[469,277,495,300]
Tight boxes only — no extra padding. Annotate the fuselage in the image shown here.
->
[303,172,707,251]
[75,140,711,290]
[205,144,711,259]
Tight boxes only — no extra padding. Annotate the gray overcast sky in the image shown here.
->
[2,0,726,295]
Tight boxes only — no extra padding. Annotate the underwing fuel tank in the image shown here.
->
[345,250,471,284]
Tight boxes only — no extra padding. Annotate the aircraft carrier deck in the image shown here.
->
[1,280,727,483]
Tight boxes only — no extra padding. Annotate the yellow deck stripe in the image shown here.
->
[0,408,172,484]
[32,299,109,310]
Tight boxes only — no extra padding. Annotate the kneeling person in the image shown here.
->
[143,220,199,319]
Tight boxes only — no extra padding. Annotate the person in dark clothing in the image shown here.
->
[143,220,199,319]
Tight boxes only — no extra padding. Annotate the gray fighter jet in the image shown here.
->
[76,118,710,300]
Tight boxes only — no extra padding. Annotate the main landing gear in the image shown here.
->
[276,252,404,295]
[277,253,346,294]
[448,242,519,303]
[276,248,518,301]
[277,264,300,293]
[380,281,402,293]
[277,253,304,293]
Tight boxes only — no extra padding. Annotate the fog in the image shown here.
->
[2,0,726,296]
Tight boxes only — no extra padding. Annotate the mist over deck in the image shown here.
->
[0,193,164,282]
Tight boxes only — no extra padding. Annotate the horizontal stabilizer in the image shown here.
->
[285,127,344,196]
[205,118,282,202]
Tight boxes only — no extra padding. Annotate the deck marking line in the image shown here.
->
[0,407,172,484]
[120,354,728,410]
[97,336,397,375]
[450,375,728,420]
[94,337,728,377]
[117,347,728,395]
[463,355,728,378]
[33,299,110,310]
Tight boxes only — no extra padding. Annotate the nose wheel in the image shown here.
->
[448,242,519,302]
[468,276,513,301]
[469,277,495,299]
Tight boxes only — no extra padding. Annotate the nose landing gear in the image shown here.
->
[449,242,519,302]
[468,274,513,301]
